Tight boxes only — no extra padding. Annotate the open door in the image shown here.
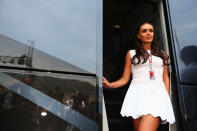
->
[103,0,176,131]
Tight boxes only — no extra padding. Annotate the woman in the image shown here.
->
[103,22,175,131]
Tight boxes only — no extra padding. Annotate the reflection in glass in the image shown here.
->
[0,90,80,131]
[0,0,97,73]
[0,34,90,74]
[169,0,197,73]
[0,70,98,131]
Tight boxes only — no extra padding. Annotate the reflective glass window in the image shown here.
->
[0,0,97,74]
[168,0,197,79]
[0,69,98,130]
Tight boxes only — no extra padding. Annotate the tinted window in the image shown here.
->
[0,69,98,131]
[0,0,97,74]
[168,0,197,82]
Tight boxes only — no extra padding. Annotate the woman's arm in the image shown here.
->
[163,51,170,96]
[103,51,132,88]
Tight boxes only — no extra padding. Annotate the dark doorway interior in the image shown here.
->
[103,0,169,131]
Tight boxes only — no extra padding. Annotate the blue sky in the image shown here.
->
[0,0,97,73]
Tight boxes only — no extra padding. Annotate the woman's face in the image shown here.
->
[137,23,154,44]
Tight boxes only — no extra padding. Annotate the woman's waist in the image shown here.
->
[131,78,164,85]
[132,72,163,80]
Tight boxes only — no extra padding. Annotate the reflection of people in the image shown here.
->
[103,22,175,130]
[181,45,197,65]
[180,45,197,83]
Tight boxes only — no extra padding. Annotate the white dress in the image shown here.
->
[120,50,175,124]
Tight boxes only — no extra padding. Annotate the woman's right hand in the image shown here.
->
[102,77,113,88]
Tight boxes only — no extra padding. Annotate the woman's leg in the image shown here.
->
[138,114,160,131]
[132,117,141,131]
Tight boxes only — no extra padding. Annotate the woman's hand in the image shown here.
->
[102,77,113,88]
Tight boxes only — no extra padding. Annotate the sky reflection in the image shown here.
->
[0,0,97,73]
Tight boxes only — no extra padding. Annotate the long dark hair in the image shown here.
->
[131,22,169,66]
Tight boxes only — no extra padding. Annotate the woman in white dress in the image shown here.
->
[103,22,175,131]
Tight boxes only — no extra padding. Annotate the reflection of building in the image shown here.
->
[0,33,90,74]
[0,55,30,67]
[0,41,34,68]
[26,40,34,68]
[0,55,21,64]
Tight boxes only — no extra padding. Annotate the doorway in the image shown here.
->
[103,0,171,131]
